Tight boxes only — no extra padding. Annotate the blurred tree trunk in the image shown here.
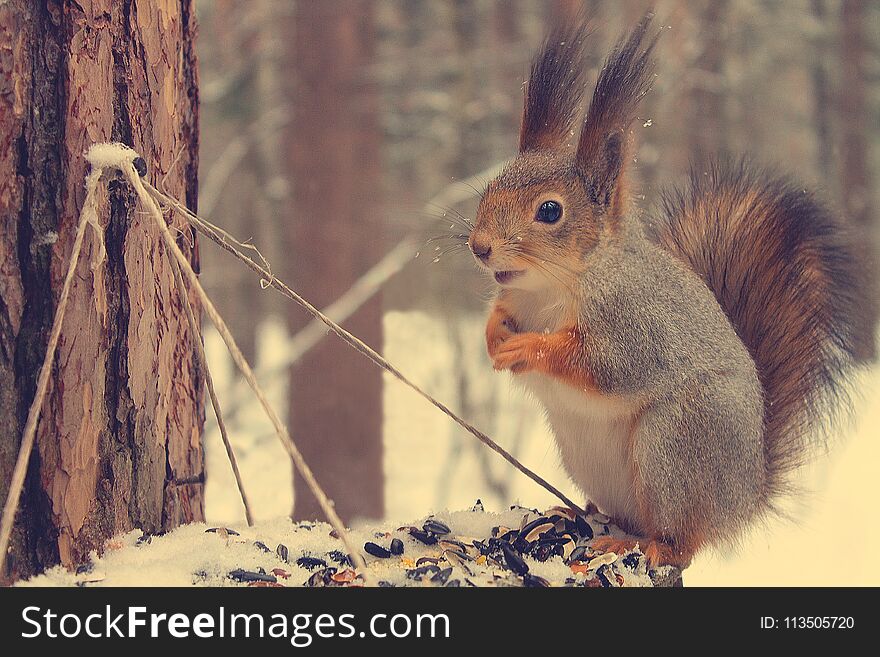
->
[286,0,384,524]
[547,0,584,23]
[839,0,877,359]
[688,0,728,164]
[811,0,833,183]
[451,0,487,174]
[839,0,871,228]
[0,0,203,583]
[252,0,288,327]
[200,0,261,363]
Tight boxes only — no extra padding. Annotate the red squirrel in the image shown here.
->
[468,14,859,567]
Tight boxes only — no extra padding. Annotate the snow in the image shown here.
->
[20,506,664,588]
[196,311,880,586]
[18,311,880,586]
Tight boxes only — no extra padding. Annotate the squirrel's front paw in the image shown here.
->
[486,308,518,358]
[492,333,544,373]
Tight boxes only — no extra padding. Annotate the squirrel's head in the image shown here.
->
[469,14,657,291]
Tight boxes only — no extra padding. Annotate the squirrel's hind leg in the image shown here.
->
[624,381,764,568]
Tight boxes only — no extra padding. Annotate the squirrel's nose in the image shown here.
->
[469,239,492,261]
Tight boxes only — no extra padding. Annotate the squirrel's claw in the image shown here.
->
[492,333,542,373]
[486,306,517,358]
[591,536,692,569]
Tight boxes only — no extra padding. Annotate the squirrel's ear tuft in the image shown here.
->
[577,12,659,217]
[519,20,590,153]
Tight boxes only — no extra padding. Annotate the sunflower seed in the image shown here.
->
[472,499,484,512]
[409,529,438,545]
[595,565,614,588]
[588,552,619,569]
[443,549,473,563]
[364,542,392,558]
[296,556,327,571]
[575,514,593,539]
[500,541,529,576]
[254,541,271,553]
[545,505,576,520]
[438,538,468,552]
[533,543,556,562]
[206,527,240,536]
[276,544,289,563]
[306,567,338,587]
[228,569,276,584]
[327,550,353,567]
[512,536,534,554]
[520,521,556,543]
[406,564,440,581]
[389,538,404,555]
[422,519,451,536]
[521,519,554,542]
[622,553,640,570]
[431,567,453,584]
[568,546,588,564]
[523,574,550,587]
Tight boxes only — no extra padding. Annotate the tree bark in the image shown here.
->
[285,0,384,524]
[0,0,203,583]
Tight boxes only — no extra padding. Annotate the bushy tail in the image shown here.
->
[653,159,860,506]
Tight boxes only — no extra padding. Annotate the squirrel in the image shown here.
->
[468,14,860,567]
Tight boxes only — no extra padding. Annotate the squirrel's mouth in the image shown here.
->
[494,270,524,285]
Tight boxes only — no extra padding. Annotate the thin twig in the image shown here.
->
[167,244,254,526]
[279,238,418,371]
[144,180,585,516]
[212,161,508,424]
[124,155,372,581]
[0,167,105,577]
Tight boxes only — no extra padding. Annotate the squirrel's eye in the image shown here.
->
[535,200,563,223]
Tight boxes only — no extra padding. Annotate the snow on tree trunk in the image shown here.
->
[0,0,203,584]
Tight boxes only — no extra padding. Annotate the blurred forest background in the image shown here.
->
[193,0,879,584]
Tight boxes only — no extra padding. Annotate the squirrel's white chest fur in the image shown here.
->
[504,291,641,525]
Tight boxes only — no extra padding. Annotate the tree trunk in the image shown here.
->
[839,0,877,360]
[839,0,871,228]
[688,0,728,164]
[811,0,833,183]
[285,0,384,524]
[0,0,203,583]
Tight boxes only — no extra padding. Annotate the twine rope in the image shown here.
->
[0,165,107,576]
[143,164,585,516]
